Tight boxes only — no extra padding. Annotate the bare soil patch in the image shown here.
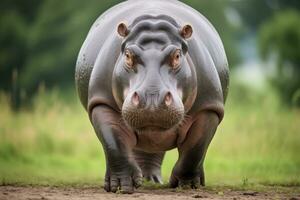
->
[0,185,299,200]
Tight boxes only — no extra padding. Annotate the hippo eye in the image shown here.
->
[170,49,181,70]
[124,49,135,69]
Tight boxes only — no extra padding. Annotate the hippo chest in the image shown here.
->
[133,117,193,152]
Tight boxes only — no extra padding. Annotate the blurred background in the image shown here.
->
[0,0,299,186]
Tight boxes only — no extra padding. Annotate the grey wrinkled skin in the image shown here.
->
[75,0,229,194]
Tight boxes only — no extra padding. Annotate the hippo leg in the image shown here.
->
[133,150,165,184]
[169,111,219,188]
[91,106,142,193]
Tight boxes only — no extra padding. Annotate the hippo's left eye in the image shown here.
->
[170,49,181,70]
[124,49,135,69]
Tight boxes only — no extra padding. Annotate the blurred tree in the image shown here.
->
[21,0,121,95]
[0,0,238,109]
[232,0,300,30]
[0,0,43,109]
[183,0,240,66]
[258,10,300,106]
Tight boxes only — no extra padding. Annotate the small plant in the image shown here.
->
[242,177,249,187]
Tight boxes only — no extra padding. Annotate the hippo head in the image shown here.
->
[112,15,197,132]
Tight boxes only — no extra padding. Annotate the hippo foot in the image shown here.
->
[169,164,205,189]
[143,169,163,184]
[169,174,203,189]
[133,150,165,184]
[104,164,143,194]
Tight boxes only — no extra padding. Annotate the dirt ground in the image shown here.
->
[0,185,299,200]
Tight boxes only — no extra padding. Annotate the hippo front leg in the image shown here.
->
[91,105,142,193]
[170,111,219,188]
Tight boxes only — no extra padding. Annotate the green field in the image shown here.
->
[0,82,299,188]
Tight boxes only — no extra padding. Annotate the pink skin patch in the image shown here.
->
[164,92,173,106]
[132,92,140,106]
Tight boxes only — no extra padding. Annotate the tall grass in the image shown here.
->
[0,81,299,187]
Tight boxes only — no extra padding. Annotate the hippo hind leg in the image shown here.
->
[133,150,165,184]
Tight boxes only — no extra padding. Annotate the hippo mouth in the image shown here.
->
[135,124,170,132]
[122,107,184,132]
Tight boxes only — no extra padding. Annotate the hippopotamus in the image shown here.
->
[75,0,229,194]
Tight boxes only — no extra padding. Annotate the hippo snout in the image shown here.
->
[131,90,173,109]
[122,90,184,131]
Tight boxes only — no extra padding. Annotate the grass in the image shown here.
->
[0,82,300,189]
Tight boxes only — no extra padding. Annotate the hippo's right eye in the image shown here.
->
[170,49,181,70]
[124,49,135,69]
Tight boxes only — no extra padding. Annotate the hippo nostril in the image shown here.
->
[164,92,172,106]
[132,92,140,106]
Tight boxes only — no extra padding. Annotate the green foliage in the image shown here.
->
[232,0,300,30]
[22,0,121,92]
[0,0,239,109]
[0,0,43,110]
[184,0,241,66]
[258,10,300,106]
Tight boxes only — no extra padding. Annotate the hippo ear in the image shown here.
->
[180,24,193,39]
[117,22,129,37]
